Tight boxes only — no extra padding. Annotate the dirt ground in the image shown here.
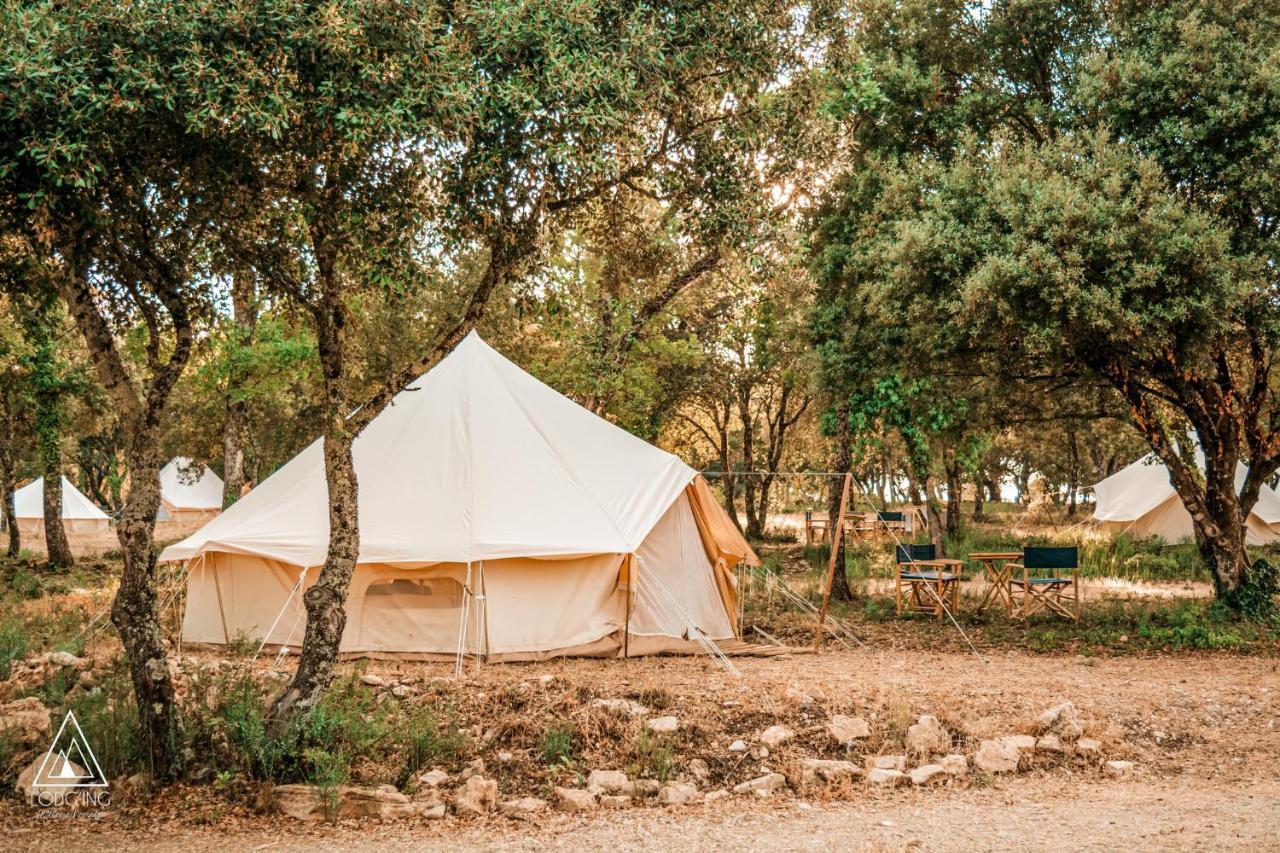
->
[5,646,1279,850]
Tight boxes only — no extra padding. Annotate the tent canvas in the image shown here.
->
[158,458,224,523]
[11,476,111,536]
[1092,453,1280,545]
[162,332,756,659]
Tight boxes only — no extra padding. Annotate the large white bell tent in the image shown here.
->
[158,458,224,523]
[1092,453,1280,545]
[161,332,756,660]
[11,476,111,537]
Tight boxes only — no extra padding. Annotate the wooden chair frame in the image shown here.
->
[894,544,961,620]
[1009,547,1080,621]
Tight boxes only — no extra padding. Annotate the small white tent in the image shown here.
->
[12,476,111,537]
[158,458,224,523]
[1092,454,1280,545]
[161,332,756,660]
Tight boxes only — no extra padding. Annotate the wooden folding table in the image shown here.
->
[970,551,1022,613]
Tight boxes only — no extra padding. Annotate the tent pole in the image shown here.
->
[209,555,230,645]
[623,554,633,660]
[813,472,852,652]
[479,561,490,664]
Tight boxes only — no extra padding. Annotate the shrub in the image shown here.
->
[540,724,575,767]
[628,730,675,782]
[0,618,24,680]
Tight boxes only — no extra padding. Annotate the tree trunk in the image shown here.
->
[944,455,962,538]
[41,460,74,567]
[270,239,359,729]
[827,405,854,602]
[222,271,256,509]
[112,429,183,779]
[1067,430,1080,517]
[0,390,18,558]
[972,471,985,521]
[985,476,1000,503]
[738,387,761,540]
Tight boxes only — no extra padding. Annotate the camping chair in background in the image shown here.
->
[803,511,830,545]
[895,543,962,619]
[876,510,905,539]
[1009,546,1080,621]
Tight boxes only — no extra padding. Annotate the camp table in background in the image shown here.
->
[969,551,1023,613]
[803,510,830,544]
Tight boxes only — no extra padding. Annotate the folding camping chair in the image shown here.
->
[804,511,830,544]
[876,511,906,539]
[895,543,963,619]
[1009,546,1080,621]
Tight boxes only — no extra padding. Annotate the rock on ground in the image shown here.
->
[600,794,632,809]
[0,697,51,749]
[554,786,597,812]
[273,784,439,821]
[759,724,795,749]
[1104,760,1135,779]
[868,755,906,772]
[498,797,547,815]
[452,776,498,816]
[1036,734,1064,753]
[646,716,679,733]
[733,773,787,796]
[586,769,633,796]
[910,764,948,786]
[728,739,748,753]
[658,782,699,805]
[1038,701,1084,741]
[416,768,448,788]
[796,758,861,789]
[16,754,87,804]
[906,715,951,757]
[1076,738,1103,759]
[687,758,710,784]
[866,768,908,787]
[942,754,968,776]
[974,740,1021,774]
[591,698,649,717]
[827,714,871,745]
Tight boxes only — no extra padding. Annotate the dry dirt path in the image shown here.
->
[6,777,1277,851]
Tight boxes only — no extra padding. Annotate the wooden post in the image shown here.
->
[813,473,852,652]
[623,554,633,659]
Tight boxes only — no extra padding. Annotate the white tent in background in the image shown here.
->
[161,332,756,661]
[158,458,224,523]
[11,476,111,537]
[1092,453,1280,545]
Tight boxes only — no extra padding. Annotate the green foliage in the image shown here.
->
[628,730,676,782]
[396,705,468,790]
[540,724,575,768]
[67,662,147,779]
[1218,560,1279,625]
[0,616,24,680]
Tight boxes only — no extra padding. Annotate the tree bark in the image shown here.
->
[0,388,19,558]
[59,250,191,781]
[41,458,74,568]
[222,271,256,508]
[737,381,761,540]
[827,405,854,602]
[972,470,985,521]
[943,452,962,539]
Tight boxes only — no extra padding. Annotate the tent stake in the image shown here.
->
[813,472,852,652]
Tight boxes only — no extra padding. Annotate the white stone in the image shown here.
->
[941,754,968,776]
[498,797,547,815]
[866,768,907,787]
[658,782,699,805]
[797,758,861,788]
[1104,760,1135,779]
[416,768,448,788]
[688,758,710,784]
[600,794,632,809]
[647,716,679,733]
[0,697,51,748]
[827,714,871,745]
[633,779,661,797]
[868,755,906,772]
[906,715,951,757]
[759,724,795,749]
[359,673,385,687]
[703,789,729,803]
[452,775,497,816]
[273,784,434,820]
[592,698,649,717]
[586,769,633,796]
[1036,735,1064,754]
[17,754,86,805]
[1076,737,1102,758]
[1038,701,1084,741]
[48,651,84,668]
[909,764,947,786]
[496,750,514,763]
[974,739,1021,774]
[784,686,814,704]
[1000,734,1037,753]
[733,772,786,795]
[554,786,597,811]
[728,739,748,753]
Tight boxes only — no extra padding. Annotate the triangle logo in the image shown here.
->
[33,711,108,788]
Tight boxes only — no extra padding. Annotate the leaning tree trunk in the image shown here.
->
[1193,461,1276,618]
[270,280,359,730]
[113,427,183,779]
[222,271,256,508]
[827,405,854,602]
[32,319,74,567]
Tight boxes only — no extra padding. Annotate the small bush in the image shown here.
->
[628,730,675,782]
[0,618,25,680]
[397,705,467,788]
[540,724,575,767]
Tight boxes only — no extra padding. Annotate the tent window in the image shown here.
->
[364,577,461,611]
